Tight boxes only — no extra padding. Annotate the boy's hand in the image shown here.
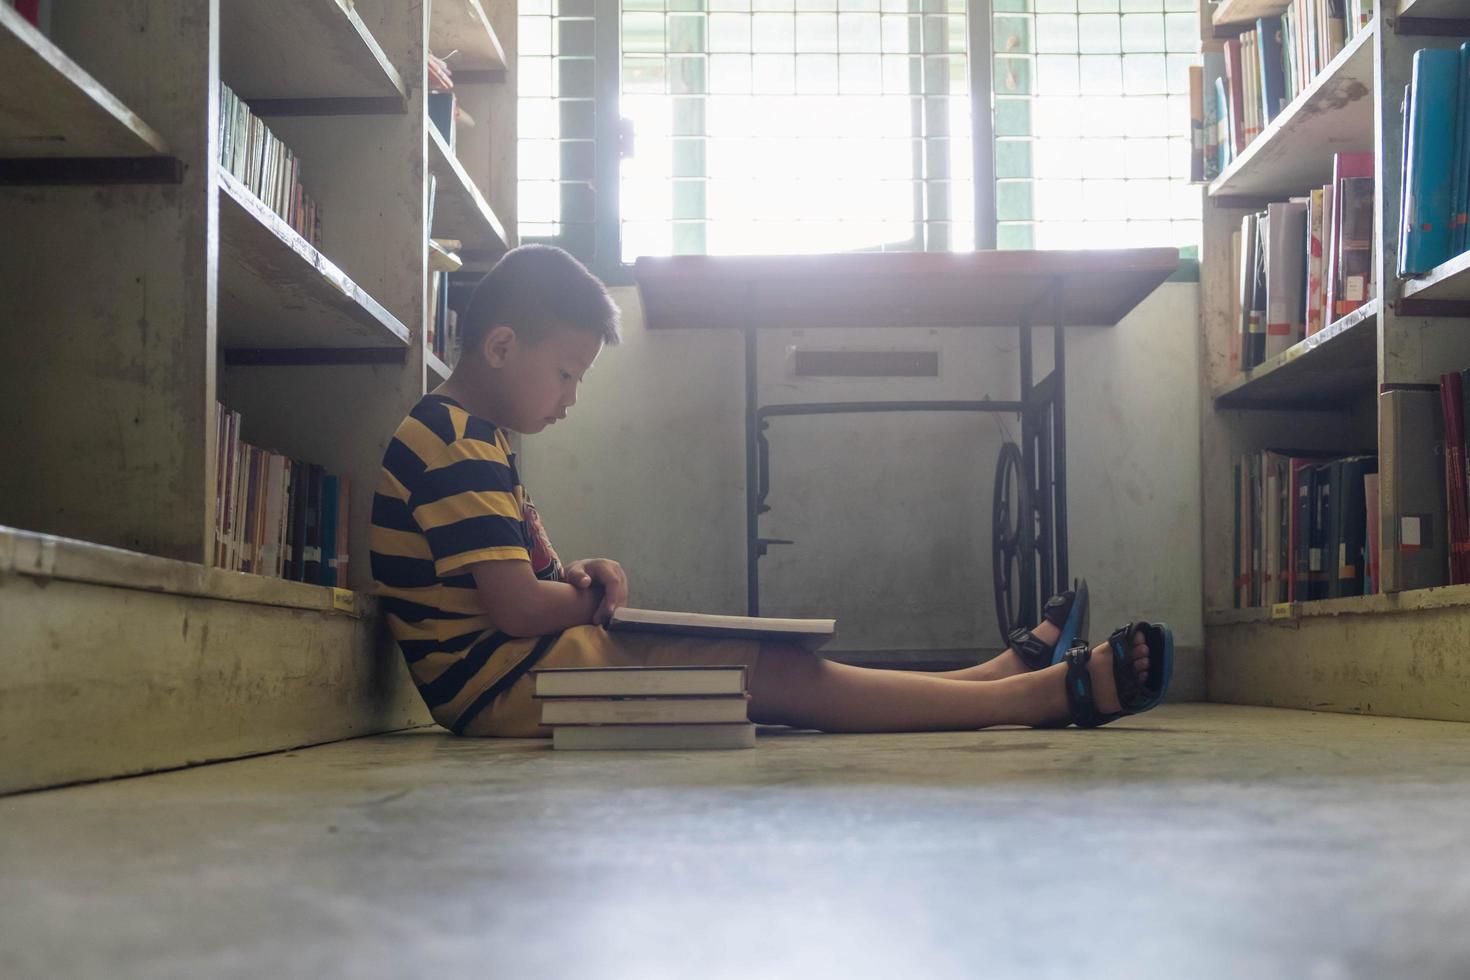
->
[564,559,629,625]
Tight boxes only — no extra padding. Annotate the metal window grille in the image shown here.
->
[517,0,1200,266]
[990,0,1201,250]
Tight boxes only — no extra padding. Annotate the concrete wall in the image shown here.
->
[521,281,1205,698]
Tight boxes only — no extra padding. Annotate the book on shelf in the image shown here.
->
[428,91,457,153]
[552,724,756,751]
[534,665,748,699]
[1365,472,1381,595]
[1257,16,1287,127]
[1322,152,1372,326]
[212,403,349,586]
[1399,49,1460,277]
[1234,449,1376,607]
[607,607,837,651]
[1264,199,1308,360]
[219,83,323,246]
[6,0,50,32]
[1190,65,1204,184]
[1209,3,1360,172]
[1380,386,1449,593]
[1440,373,1470,585]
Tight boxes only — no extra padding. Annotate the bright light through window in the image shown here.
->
[515,0,1202,264]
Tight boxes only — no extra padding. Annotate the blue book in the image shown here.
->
[319,474,339,587]
[1257,16,1287,124]
[1401,48,1461,276]
[1452,43,1470,256]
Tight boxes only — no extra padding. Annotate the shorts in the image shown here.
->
[460,624,763,738]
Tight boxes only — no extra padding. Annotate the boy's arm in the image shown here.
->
[562,558,629,624]
[471,559,604,637]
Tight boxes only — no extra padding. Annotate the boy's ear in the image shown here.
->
[481,325,517,368]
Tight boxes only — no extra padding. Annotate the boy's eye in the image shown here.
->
[560,371,573,381]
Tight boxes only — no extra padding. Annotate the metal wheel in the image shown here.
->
[992,441,1034,650]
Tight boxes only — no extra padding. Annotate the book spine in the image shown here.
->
[322,474,339,588]
[303,464,323,584]
[1365,472,1380,594]
[1441,374,1470,584]
[337,476,351,587]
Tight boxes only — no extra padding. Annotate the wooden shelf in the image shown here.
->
[429,239,464,273]
[430,0,508,76]
[0,4,168,159]
[1208,24,1375,203]
[0,525,367,617]
[1206,580,1470,626]
[428,126,510,255]
[1398,0,1470,19]
[217,169,412,352]
[426,351,453,382]
[220,0,405,105]
[1213,301,1378,408]
[635,249,1180,330]
[1212,0,1288,27]
[1401,250,1470,306]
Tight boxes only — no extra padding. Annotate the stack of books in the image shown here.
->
[1230,151,1374,374]
[535,664,756,751]
[1398,45,1470,278]
[213,403,350,586]
[1202,3,1368,177]
[219,83,323,246]
[534,607,837,750]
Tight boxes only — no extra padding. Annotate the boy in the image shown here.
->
[370,245,1171,737]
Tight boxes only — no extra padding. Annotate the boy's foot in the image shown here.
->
[1042,629,1151,722]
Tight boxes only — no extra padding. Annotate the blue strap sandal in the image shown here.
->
[1059,621,1174,728]
[1006,579,1089,670]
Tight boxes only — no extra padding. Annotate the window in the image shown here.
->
[518,0,1199,269]
[990,0,1201,250]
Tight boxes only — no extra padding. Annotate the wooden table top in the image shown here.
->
[634,248,1181,330]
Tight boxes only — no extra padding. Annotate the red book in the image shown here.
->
[1441,373,1470,583]
[1324,152,1374,326]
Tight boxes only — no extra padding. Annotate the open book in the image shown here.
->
[607,607,836,651]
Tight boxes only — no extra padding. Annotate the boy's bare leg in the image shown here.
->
[921,620,1063,682]
[748,632,1150,733]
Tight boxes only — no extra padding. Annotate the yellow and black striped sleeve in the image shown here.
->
[410,412,530,578]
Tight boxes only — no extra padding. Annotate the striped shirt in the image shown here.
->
[370,393,564,733]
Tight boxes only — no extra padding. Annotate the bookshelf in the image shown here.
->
[1401,250,1470,305]
[429,124,511,257]
[1207,24,1376,203]
[430,0,509,77]
[1397,0,1470,21]
[218,170,413,354]
[219,1,407,106]
[0,0,517,585]
[1198,1,1470,721]
[0,3,170,162]
[1211,0,1291,28]
[1212,301,1378,408]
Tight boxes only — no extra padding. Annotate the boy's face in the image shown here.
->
[486,324,603,434]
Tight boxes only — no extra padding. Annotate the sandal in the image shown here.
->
[1059,621,1174,728]
[1006,579,1089,670]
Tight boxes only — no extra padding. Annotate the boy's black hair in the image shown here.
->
[459,244,620,351]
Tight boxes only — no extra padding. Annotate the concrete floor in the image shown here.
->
[2,704,1468,980]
